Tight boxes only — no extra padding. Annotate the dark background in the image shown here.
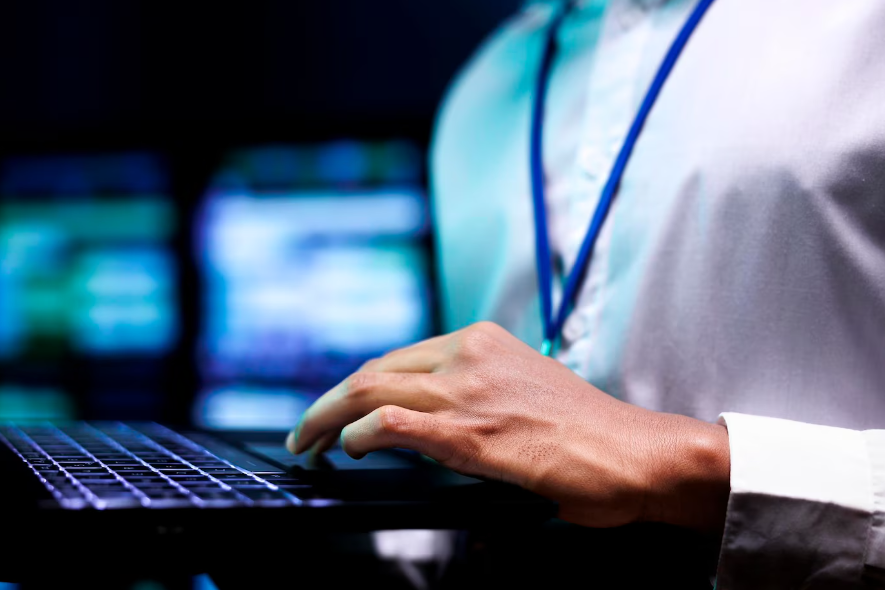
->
[0,0,522,425]
[0,0,520,151]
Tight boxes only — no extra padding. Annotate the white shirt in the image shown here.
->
[431,0,885,586]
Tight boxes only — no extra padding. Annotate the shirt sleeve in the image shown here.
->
[716,412,885,589]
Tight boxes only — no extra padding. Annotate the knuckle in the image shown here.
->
[377,405,409,435]
[473,321,501,333]
[458,325,497,358]
[345,372,376,399]
[359,357,382,372]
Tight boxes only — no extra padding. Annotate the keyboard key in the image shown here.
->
[191,490,237,498]
[136,485,180,493]
[199,468,242,474]
[102,460,145,466]
[178,480,224,488]
[85,483,129,491]
[75,477,120,484]
[144,463,184,469]
[65,468,111,474]
[132,478,178,490]
[158,470,200,477]
[119,471,156,478]
[89,488,132,497]
[213,473,256,480]
[128,478,171,486]
[92,491,137,500]
[55,462,99,468]
[43,476,74,485]
[168,476,212,483]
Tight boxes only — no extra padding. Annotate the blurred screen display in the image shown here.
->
[0,154,177,420]
[194,385,313,431]
[195,142,433,428]
[0,200,177,357]
[0,385,74,421]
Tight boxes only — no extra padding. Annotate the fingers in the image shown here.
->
[286,325,504,457]
[311,431,339,456]
[286,429,339,455]
[291,372,448,454]
[358,334,451,374]
[340,405,453,460]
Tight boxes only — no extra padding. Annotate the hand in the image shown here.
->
[287,322,731,531]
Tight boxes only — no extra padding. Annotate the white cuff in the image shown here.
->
[863,430,885,579]
[716,412,874,589]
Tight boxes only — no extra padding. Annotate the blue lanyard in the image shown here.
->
[530,0,717,356]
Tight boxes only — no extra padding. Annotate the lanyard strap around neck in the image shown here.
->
[530,0,717,356]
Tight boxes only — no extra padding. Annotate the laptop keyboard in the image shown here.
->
[0,422,310,510]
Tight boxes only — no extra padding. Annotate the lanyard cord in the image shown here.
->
[530,0,717,356]
[529,0,575,357]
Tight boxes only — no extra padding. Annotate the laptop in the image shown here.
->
[0,421,553,581]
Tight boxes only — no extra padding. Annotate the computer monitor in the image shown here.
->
[194,141,433,429]
[0,153,178,420]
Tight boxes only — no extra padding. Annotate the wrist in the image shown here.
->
[642,413,731,533]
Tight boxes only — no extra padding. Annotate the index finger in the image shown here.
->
[289,371,447,454]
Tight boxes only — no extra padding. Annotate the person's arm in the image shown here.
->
[288,321,730,531]
[287,321,882,587]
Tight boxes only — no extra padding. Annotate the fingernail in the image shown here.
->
[285,430,298,454]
